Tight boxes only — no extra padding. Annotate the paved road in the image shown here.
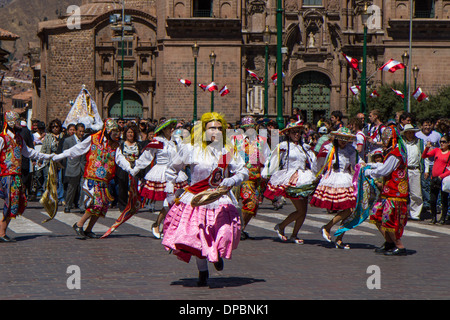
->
[1,199,449,302]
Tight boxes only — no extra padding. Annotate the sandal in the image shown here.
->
[290,237,304,245]
[335,240,350,250]
[320,226,332,243]
[274,224,288,242]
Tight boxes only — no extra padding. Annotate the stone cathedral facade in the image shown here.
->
[31,0,449,125]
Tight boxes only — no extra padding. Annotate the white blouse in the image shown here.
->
[165,142,248,193]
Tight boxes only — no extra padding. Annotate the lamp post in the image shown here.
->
[263,26,270,116]
[360,2,370,118]
[402,50,409,112]
[276,0,284,129]
[192,42,199,122]
[412,65,419,90]
[209,51,216,112]
[120,0,125,119]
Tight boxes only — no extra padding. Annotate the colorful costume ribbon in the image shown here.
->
[334,164,379,237]
[40,160,59,223]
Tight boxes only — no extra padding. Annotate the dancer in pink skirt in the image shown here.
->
[310,127,358,249]
[162,112,248,286]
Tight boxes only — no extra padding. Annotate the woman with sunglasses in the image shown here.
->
[262,121,317,245]
[422,134,450,224]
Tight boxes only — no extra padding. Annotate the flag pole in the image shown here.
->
[407,0,413,113]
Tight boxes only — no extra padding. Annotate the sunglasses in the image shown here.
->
[440,140,449,144]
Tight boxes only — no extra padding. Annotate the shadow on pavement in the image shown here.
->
[171,276,266,288]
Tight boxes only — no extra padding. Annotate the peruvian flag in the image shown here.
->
[206,82,218,92]
[219,85,230,96]
[342,53,361,72]
[391,88,404,98]
[370,90,380,98]
[178,78,191,87]
[350,85,360,95]
[412,87,429,102]
[271,72,285,84]
[379,59,405,73]
[246,69,263,82]
[198,83,207,91]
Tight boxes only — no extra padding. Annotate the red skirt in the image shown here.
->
[140,180,188,202]
[370,198,408,240]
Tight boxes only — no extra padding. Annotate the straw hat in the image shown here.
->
[190,186,230,207]
[330,127,356,142]
[280,121,303,134]
[401,124,420,135]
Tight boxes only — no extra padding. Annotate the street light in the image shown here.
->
[192,42,199,122]
[209,51,216,112]
[276,0,284,129]
[402,50,409,112]
[263,26,270,116]
[412,65,420,90]
[360,1,370,118]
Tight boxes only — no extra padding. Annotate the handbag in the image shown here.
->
[442,176,450,193]
[441,153,450,193]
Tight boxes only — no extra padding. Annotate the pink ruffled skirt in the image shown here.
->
[162,201,241,264]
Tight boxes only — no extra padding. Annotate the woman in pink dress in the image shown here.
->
[162,112,248,286]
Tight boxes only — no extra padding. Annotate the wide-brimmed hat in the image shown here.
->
[330,127,356,142]
[280,121,303,134]
[190,186,230,207]
[401,124,420,134]
[240,115,256,128]
[155,118,177,134]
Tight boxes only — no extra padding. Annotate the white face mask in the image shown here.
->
[205,121,223,143]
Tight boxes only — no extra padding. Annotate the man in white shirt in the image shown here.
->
[415,118,441,215]
[402,124,427,220]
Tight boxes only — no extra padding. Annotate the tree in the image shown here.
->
[348,82,450,123]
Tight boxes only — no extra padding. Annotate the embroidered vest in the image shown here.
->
[233,134,266,180]
[84,132,116,183]
[0,132,23,176]
[381,147,408,199]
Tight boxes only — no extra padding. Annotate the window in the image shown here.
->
[415,0,435,18]
[303,0,322,6]
[193,0,213,17]
[117,41,133,57]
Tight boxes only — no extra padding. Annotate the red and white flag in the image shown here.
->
[198,83,207,91]
[246,69,263,82]
[342,53,361,73]
[412,87,429,102]
[178,78,191,87]
[370,90,380,98]
[379,59,405,73]
[219,85,230,96]
[350,85,360,95]
[391,88,404,98]
[206,82,218,92]
[271,72,285,84]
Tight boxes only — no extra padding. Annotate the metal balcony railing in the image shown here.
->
[414,10,434,18]
[193,10,212,17]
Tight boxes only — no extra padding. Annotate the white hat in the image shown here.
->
[401,124,419,134]
[318,126,328,134]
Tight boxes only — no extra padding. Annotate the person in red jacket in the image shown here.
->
[364,125,409,256]
[422,134,450,224]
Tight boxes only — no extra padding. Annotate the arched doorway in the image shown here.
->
[292,71,331,124]
[108,90,143,118]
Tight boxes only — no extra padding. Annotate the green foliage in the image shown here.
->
[348,82,450,123]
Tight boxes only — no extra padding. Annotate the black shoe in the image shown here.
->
[384,247,407,256]
[430,216,438,224]
[197,271,209,287]
[240,231,249,240]
[64,207,71,213]
[84,231,100,239]
[0,235,15,242]
[72,223,87,240]
[374,241,395,254]
[213,257,224,271]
